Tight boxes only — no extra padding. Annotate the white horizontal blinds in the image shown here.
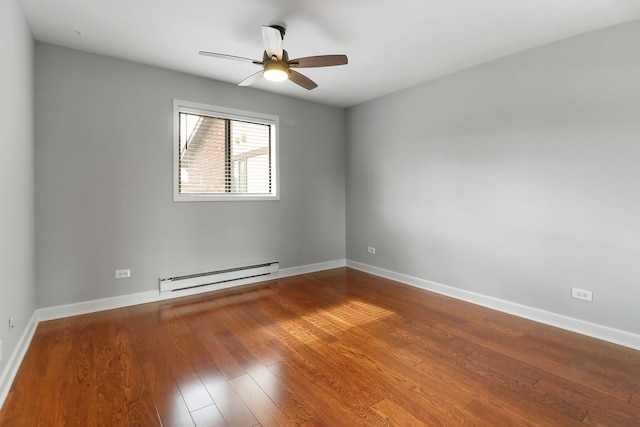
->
[230,120,271,194]
[178,112,272,195]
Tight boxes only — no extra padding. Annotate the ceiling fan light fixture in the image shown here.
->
[263,60,289,82]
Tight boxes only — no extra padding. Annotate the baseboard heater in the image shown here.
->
[159,261,279,293]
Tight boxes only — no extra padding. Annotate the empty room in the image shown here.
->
[1,0,640,425]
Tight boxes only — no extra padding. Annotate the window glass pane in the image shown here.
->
[247,154,269,193]
[178,113,227,194]
[230,120,270,194]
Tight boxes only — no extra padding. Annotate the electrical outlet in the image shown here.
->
[571,287,593,302]
[8,316,15,334]
[115,269,131,279]
[367,247,376,254]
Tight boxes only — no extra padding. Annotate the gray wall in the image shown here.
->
[0,0,36,372]
[347,20,640,334]
[35,43,345,308]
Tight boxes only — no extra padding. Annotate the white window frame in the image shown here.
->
[173,99,279,202]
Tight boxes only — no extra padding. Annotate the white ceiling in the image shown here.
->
[20,0,640,108]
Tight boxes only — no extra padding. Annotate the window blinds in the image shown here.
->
[178,112,272,195]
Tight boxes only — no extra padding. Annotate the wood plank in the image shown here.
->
[218,295,283,366]
[190,404,228,427]
[371,398,430,427]
[247,363,315,425]
[127,396,162,427]
[464,398,568,427]
[266,361,367,426]
[34,339,73,425]
[196,328,250,380]
[173,332,259,426]
[152,325,214,412]
[142,359,195,427]
[64,380,98,427]
[267,329,390,424]
[228,373,293,426]
[196,368,259,427]
[0,390,37,426]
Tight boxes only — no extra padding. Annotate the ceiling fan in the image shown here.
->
[199,25,348,90]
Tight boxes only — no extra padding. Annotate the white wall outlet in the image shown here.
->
[115,269,131,279]
[571,287,593,302]
[367,247,376,254]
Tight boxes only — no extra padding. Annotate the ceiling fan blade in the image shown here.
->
[199,51,262,64]
[289,55,348,68]
[238,70,264,87]
[288,70,318,90]
[262,25,283,60]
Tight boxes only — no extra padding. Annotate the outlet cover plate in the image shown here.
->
[571,287,593,302]
[115,269,131,279]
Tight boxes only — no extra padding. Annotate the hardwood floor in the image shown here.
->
[1,267,639,426]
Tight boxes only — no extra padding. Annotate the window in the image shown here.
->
[173,100,279,201]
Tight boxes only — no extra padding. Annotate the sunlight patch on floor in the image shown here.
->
[275,298,397,346]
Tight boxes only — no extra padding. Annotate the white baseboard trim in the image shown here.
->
[0,311,38,408]
[347,260,640,351]
[36,259,347,322]
[277,259,346,279]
